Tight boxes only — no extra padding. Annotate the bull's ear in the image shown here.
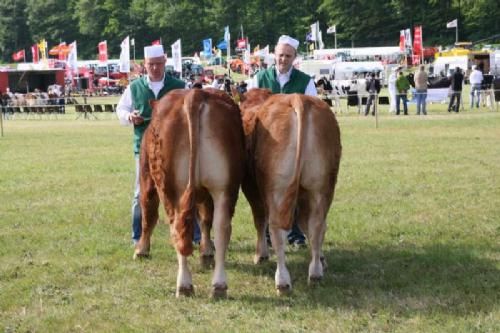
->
[149,99,158,110]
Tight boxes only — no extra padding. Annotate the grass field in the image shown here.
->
[0,97,499,332]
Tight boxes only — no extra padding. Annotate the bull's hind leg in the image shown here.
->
[210,191,234,298]
[134,158,159,259]
[197,200,215,269]
[305,194,329,284]
[269,223,292,295]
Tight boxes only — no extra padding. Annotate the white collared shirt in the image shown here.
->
[249,66,317,96]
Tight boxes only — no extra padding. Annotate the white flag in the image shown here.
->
[327,25,336,34]
[318,30,324,50]
[67,41,78,72]
[130,38,135,46]
[446,19,457,28]
[119,36,130,73]
[171,39,182,73]
[310,22,318,41]
[257,45,269,57]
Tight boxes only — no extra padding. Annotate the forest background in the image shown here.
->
[0,0,498,62]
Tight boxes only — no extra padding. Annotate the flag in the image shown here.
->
[98,41,108,63]
[67,41,78,71]
[217,40,227,50]
[130,38,135,46]
[203,38,212,58]
[306,32,313,42]
[446,19,457,28]
[327,25,336,34]
[256,45,269,57]
[413,25,423,56]
[253,44,260,54]
[152,39,161,46]
[224,26,230,42]
[31,44,39,63]
[12,49,25,62]
[310,22,319,41]
[171,39,182,73]
[399,30,405,52]
[119,36,130,73]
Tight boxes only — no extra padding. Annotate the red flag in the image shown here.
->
[31,44,39,63]
[98,41,108,62]
[12,49,25,61]
[236,38,247,49]
[413,26,423,56]
[152,39,161,45]
[399,30,405,52]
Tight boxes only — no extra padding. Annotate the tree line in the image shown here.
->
[0,0,498,63]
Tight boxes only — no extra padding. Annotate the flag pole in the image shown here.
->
[455,25,458,44]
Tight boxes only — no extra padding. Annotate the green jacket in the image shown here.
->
[256,66,312,94]
[396,75,411,93]
[131,75,185,156]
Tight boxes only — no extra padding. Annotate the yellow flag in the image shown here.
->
[38,39,47,60]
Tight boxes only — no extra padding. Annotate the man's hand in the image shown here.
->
[129,111,144,125]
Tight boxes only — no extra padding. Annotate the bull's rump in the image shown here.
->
[255,94,341,195]
[143,89,244,202]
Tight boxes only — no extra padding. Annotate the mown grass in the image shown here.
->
[0,101,499,332]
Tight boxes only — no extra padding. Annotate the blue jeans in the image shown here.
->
[470,84,481,108]
[415,90,427,115]
[396,94,408,115]
[131,157,201,244]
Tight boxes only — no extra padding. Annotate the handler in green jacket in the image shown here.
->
[250,35,317,247]
[116,44,185,245]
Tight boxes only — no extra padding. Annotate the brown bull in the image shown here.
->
[240,88,341,294]
[134,88,245,298]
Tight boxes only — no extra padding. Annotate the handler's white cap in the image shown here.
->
[144,45,164,58]
[277,35,299,50]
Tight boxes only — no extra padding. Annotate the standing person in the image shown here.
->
[250,35,317,247]
[448,67,464,112]
[469,65,483,109]
[116,45,187,245]
[395,71,410,115]
[388,68,398,113]
[364,72,381,116]
[414,65,428,115]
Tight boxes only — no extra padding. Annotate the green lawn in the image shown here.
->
[0,100,499,332]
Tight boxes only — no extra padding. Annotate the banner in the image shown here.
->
[399,30,405,52]
[413,25,423,56]
[310,22,319,42]
[203,38,212,58]
[98,41,108,63]
[236,38,247,49]
[404,28,412,54]
[38,39,47,61]
[171,39,182,73]
[12,49,25,62]
[31,44,39,63]
[119,36,130,73]
[446,19,457,28]
[67,41,78,71]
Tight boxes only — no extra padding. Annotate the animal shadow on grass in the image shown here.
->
[229,243,499,315]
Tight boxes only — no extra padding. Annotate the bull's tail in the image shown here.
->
[278,94,305,230]
[176,90,204,256]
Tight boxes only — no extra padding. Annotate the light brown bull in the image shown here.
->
[134,88,245,298]
[239,88,341,294]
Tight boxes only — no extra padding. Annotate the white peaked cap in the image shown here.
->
[144,45,165,58]
[277,35,299,49]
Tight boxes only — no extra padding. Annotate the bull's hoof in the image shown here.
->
[176,285,194,298]
[320,256,328,270]
[211,284,228,299]
[276,284,292,296]
[200,255,215,270]
[253,255,269,265]
[308,275,323,286]
[133,251,150,260]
